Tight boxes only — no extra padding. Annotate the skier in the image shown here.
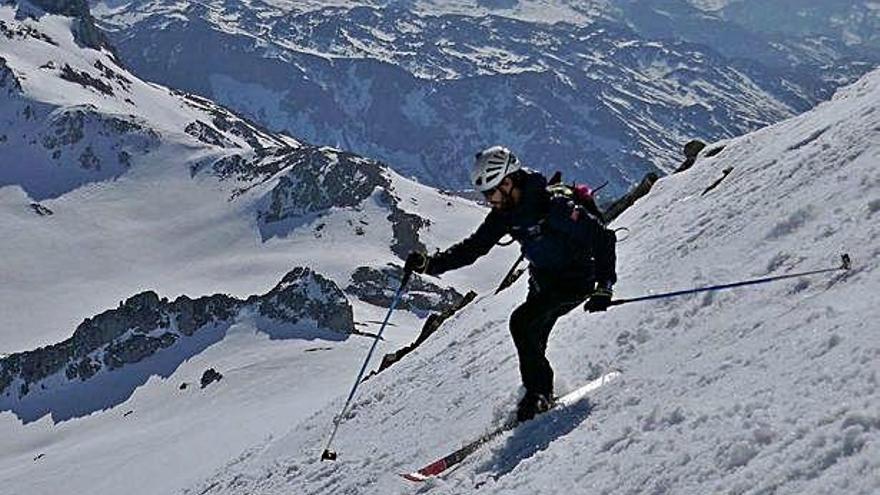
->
[404,145,617,422]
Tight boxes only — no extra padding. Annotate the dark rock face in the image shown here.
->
[0,267,352,399]
[253,150,428,257]
[258,267,354,334]
[184,120,236,148]
[261,149,390,221]
[0,290,184,394]
[173,294,239,336]
[59,64,114,96]
[346,265,463,314]
[103,332,178,370]
[71,291,168,352]
[38,105,161,175]
[366,290,478,380]
[200,368,223,388]
[65,356,100,381]
[0,56,21,94]
[28,0,112,51]
[377,189,429,258]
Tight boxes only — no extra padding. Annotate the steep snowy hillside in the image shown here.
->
[182,67,880,494]
[91,0,853,197]
[0,1,512,352]
[1,3,522,494]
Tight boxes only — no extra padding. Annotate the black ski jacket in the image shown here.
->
[426,170,617,293]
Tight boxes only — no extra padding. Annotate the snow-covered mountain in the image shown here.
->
[711,1,879,52]
[612,0,879,76]
[2,2,878,495]
[90,0,871,197]
[176,66,879,494]
[0,0,517,351]
[1,2,523,492]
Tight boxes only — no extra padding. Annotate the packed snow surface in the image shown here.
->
[184,68,880,494]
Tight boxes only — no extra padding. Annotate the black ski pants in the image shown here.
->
[509,282,591,397]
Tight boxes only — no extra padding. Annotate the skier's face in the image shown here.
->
[483,177,517,211]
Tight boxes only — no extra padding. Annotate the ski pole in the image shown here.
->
[604,253,851,308]
[495,253,525,294]
[321,270,412,461]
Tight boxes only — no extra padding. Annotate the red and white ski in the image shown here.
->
[400,369,622,482]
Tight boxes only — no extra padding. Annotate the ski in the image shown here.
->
[400,369,622,482]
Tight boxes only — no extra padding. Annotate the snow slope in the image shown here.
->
[0,5,518,494]
[184,67,880,494]
[0,2,515,352]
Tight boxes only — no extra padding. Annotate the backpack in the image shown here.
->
[545,171,607,224]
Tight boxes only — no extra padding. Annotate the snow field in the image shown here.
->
[185,68,880,495]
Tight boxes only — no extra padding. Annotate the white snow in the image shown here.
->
[176,68,880,495]
[0,8,516,495]
[2,4,879,495]
[0,4,511,351]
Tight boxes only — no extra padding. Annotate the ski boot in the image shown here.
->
[516,391,552,423]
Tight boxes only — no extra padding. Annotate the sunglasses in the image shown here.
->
[481,186,499,198]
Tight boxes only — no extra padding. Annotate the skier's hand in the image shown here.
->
[584,285,613,312]
[404,251,430,274]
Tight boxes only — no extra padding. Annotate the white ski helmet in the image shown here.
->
[471,145,521,192]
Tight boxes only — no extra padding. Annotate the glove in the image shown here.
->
[584,284,613,313]
[404,251,430,274]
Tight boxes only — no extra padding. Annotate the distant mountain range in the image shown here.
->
[1,0,497,353]
[91,0,878,197]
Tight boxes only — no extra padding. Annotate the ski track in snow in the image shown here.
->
[185,68,880,495]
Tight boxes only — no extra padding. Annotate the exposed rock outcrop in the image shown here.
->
[255,150,429,257]
[0,267,352,399]
[0,56,21,94]
[261,149,390,221]
[200,368,223,388]
[184,120,236,148]
[39,105,161,173]
[346,265,463,314]
[365,290,478,380]
[256,267,354,334]
[378,189,429,258]
[28,0,113,52]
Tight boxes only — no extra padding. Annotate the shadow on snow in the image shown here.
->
[0,317,347,425]
[476,399,594,484]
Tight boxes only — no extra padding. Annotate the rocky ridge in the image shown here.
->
[94,1,878,197]
[0,267,352,400]
[346,264,464,315]
[1,2,434,254]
